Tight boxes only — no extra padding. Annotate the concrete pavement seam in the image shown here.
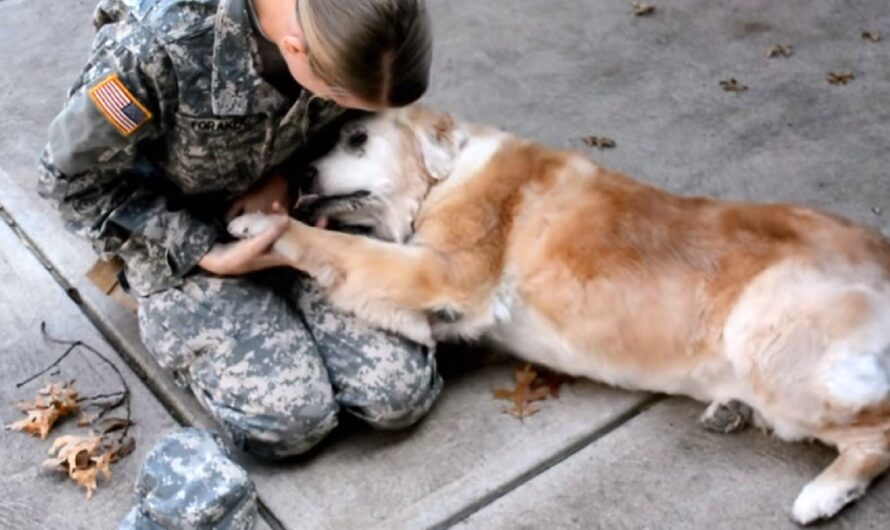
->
[430,394,665,529]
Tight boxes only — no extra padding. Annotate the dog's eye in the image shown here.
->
[348,131,368,150]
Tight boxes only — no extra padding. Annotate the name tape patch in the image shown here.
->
[191,118,247,132]
[89,73,153,137]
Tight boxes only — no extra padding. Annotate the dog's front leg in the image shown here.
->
[229,213,451,347]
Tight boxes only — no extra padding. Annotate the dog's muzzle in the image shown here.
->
[293,190,375,230]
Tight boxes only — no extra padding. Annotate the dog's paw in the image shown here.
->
[791,480,865,525]
[228,213,282,239]
[700,400,753,434]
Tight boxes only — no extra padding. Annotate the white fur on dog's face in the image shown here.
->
[314,115,403,203]
[311,112,419,242]
[310,107,459,243]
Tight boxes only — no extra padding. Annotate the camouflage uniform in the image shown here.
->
[119,428,258,530]
[38,0,442,462]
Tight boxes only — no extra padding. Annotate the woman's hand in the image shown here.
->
[199,213,290,275]
[226,171,291,222]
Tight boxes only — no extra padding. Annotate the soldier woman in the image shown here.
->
[39,0,442,461]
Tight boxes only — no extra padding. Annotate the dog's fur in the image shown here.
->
[230,106,890,524]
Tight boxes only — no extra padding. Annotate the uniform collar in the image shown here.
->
[211,0,288,115]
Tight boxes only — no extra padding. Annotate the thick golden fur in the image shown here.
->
[230,106,890,524]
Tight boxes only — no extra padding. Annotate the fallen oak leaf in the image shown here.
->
[582,136,617,149]
[632,3,655,16]
[827,71,855,85]
[861,30,881,42]
[9,326,137,499]
[43,435,106,499]
[7,408,62,440]
[510,384,550,417]
[7,381,80,439]
[492,388,517,400]
[767,44,793,58]
[719,78,748,93]
[40,382,79,417]
[493,364,551,417]
[92,451,113,481]
[43,434,102,470]
[71,467,100,499]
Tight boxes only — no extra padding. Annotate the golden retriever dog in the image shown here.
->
[230,106,890,524]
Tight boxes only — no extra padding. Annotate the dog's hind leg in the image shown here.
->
[791,439,890,525]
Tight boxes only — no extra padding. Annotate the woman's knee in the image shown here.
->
[208,392,341,460]
[361,382,443,430]
[140,273,343,459]
[357,348,444,430]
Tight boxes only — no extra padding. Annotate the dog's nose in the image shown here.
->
[303,166,318,186]
[296,166,319,195]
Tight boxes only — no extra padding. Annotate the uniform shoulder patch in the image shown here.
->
[88,73,153,137]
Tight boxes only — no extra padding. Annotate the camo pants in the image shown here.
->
[137,271,442,460]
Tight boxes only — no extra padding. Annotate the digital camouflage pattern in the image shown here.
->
[38,0,442,460]
[139,271,442,460]
[39,0,443,525]
[38,0,344,296]
[119,428,258,530]
[297,281,443,430]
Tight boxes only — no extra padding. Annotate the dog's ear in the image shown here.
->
[405,107,460,180]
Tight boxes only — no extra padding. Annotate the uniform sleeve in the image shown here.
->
[37,21,217,295]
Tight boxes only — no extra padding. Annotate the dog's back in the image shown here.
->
[422,134,890,525]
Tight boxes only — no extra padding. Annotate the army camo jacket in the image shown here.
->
[38,0,344,295]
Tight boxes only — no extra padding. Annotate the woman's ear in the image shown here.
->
[281,35,307,57]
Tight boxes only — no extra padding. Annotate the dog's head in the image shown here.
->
[299,105,462,242]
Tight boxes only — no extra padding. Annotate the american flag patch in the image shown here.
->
[88,73,152,137]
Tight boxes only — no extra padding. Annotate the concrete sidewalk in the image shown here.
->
[0,0,888,528]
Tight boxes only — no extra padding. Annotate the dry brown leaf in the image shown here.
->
[71,467,100,499]
[43,434,117,499]
[582,136,617,149]
[92,451,113,481]
[862,30,881,43]
[7,382,79,439]
[41,383,79,411]
[43,434,102,469]
[492,388,516,400]
[10,329,136,499]
[827,71,855,85]
[767,44,793,58]
[632,3,655,16]
[719,78,748,93]
[493,364,565,418]
[8,408,61,440]
[492,364,550,417]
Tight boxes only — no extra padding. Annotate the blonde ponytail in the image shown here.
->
[297,0,432,107]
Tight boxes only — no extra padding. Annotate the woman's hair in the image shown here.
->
[297,0,432,107]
